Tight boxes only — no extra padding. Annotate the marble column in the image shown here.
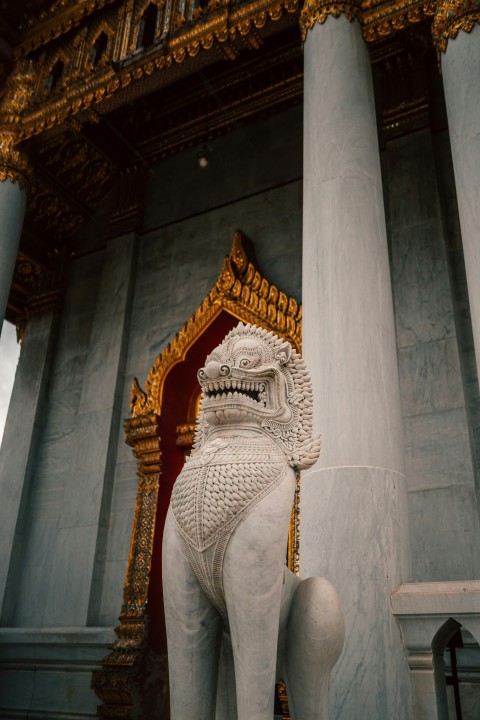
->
[300,10,412,718]
[0,172,27,337]
[434,10,480,392]
[0,312,59,621]
[40,231,138,627]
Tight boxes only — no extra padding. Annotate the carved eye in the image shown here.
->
[237,356,258,369]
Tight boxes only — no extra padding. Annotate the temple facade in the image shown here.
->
[0,0,479,718]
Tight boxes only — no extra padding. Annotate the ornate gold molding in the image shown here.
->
[16,0,118,59]
[10,0,300,144]
[0,134,33,191]
[362,0,436,42]
[300,0,360,41]
[131,231,302,416]
[432,0,480,52]
[300,0,437,42]
[0,61,36,190]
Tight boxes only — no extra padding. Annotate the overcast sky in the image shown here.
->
[0,322,20,445]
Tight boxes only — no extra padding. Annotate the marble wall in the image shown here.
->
[384,127,480,581]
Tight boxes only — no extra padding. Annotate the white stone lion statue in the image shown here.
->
[162,322,344,719]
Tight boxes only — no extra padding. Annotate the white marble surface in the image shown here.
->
[302,15,411,718]
[302,16,404,472]
[442,25,480,390]
[0,180,26,338]
[0,313,58,623]
[385,127,480,581]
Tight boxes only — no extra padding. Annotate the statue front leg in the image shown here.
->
[222,471,296,720]
[162,510,222,719]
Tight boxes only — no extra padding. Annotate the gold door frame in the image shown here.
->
[92,231,302,719]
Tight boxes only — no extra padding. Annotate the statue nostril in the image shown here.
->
[204,361,221,379]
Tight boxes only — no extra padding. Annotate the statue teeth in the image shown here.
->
[231,380,237,389]
[225,380,231,389]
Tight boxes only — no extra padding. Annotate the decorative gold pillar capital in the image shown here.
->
[0,60,36,191]
[432,0,480,52]
[300,0,360,41]
[0,132,33,191]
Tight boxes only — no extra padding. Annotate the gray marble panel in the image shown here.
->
[408,484,480,581]
[392,224,456,349]
[398,338,465,417]
[385,126,480,584]
[42,525,98,626]
[63,409,113,528]
[98,558,130,626]
[143,104,302,232]
[404,409,473,492]
[0,669,35,711]
[0,628,114,719]
[110,477,137,512]
[13,561,55,627]
[387,130,444,230]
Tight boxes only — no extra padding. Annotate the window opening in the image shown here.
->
[46,59,64,94]
[136,3,158,49]
[90,32,108,67]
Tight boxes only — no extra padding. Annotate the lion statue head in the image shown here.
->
[193,322,321,471]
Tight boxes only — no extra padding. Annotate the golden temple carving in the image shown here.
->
[362,0,436,42]
[300,0,436,40]
[0,61,36,189]
[300,0,360,41]
[0,133,33,191]
[0,0,440,148]
[6,0,301,144]
[432,0,480,51]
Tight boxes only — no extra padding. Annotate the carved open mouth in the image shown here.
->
[203,379,267,408]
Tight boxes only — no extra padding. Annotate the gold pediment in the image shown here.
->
[130,231,302,417]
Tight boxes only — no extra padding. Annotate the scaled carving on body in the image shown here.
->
[163,323,345,720]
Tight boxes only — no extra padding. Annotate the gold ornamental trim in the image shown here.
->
[16,0,118,59]
[362,0,436,42]
[300,0,360,40]
[5,0,441,145]
[130,231,302,417]
[10,0,300,144]
[432,0,480,52]
[300,0,437,41]
[0,135,33,191]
